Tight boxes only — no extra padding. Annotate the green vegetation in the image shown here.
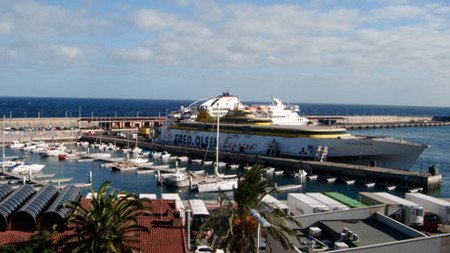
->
[198,165,300,252]
[58,182,152,253]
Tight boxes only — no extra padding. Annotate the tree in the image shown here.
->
[58,182,152,253]
[198,165,300,252]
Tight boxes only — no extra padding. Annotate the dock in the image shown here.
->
[78,135,443,192]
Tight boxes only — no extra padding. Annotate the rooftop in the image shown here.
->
[0,197,188,253]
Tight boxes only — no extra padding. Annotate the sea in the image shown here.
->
[1,97,450,200]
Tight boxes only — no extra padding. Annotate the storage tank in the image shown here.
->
[405,193,450,225]
[287,193,330,216]
[306,193,349,211]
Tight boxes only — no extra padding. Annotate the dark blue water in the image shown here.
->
[1,97,450,199]
[1,97,450,118]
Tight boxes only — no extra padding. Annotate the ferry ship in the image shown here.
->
[159,95,428,170]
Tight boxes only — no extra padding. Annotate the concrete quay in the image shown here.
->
[80,136,442,192]
[308,115,450,129]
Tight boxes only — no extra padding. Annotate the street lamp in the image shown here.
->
[249,209,271,253]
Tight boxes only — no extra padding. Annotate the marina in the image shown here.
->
[0,101,449,253]
[1,97,449,200]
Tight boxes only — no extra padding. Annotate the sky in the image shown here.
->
[0,0,450,106]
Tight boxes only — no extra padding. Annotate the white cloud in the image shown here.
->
[116,48,153,62]
[1,1,450,105]
[0,20,13,34]
[133,8,209,35]
[52,45,83,59]
[0,47,19,59]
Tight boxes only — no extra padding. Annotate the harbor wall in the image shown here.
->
[1,130,80,143]
[1,115,448,131]
[77,136,442,192]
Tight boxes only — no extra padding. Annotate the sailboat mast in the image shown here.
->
[2,115,5,174]
[215,104,220,175]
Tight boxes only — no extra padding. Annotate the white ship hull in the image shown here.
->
[160,127,427,170]
[197,178,238,192]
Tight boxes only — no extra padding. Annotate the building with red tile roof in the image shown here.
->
[0,198,188,253]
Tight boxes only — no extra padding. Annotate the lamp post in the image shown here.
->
[250,209,271,253]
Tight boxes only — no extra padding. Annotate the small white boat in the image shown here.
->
[203,160,213,165]
[244,165,253,171]
[294,169,307,180]
[0,160,19,168]
[80,142,90,147]
[111,164,138,172]
[265,167,275,174]
[228,164,240,170]
[10,163,45,174]
[8,141,25,149]
[190,159,202,164]
[64,153,82,160]
[177,156,189,162]
[325,177,337,183]
[273,170,284,176]
[197,178,238,192]
[344,180,356,185]
[21,143,37,151]
[132,147,142,154]
[169,156,179,161]
[214,162,227,168]
[31,147,47,154]
[150,151,162,158]
[365,182,376,188]
[160,151,171,160]
[41,149,66,157]
[128,158,148,164]
[87,153,112,159]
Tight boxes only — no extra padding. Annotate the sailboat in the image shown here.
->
[132,131,142,154]
[197,106,238,193]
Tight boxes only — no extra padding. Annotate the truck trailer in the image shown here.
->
[306,193,349,211]
[405,193,450,225]
[287,193,330,216]
[374,192,423,226]
[359,192,403,218]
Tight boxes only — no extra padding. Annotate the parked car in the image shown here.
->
[194,245,224,253]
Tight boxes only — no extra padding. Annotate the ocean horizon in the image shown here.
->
[2,96,450,119]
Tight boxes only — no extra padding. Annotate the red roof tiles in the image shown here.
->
[0,199,187,253]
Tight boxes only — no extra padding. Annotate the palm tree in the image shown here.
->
[58,182,152,253]
[198,165,300,252]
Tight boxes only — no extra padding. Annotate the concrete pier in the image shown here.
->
[309,115,450,129]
